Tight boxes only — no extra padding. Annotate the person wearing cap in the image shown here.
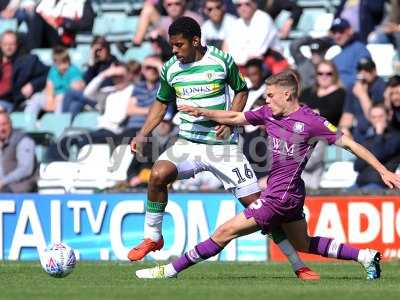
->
[330,17,371,90]
[339,57,386,142]
[290,35,332,89]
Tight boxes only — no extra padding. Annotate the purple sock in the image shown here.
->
[172,238,223,273]
[309,236,359,261]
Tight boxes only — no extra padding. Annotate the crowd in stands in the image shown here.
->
[1,0,400,193]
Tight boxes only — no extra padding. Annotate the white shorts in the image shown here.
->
[157,139,261,198]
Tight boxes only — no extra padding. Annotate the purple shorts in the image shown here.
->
[243,193,305,234]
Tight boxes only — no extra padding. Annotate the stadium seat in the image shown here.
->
[76,144,111,167]
[70,47,91,70]
[107,144,133,181]
[38,161,81,193]
[38,144,112,193]
[366,44,395,77]
[31,48,53,66]
[71,112,99,129]
[290,8,328,39]
[324,146,356,163]
[37,113,72,139]
[10,112,37,131]
[0,18,17,35]
[320,161,358,188]
[309,12,334,37]
[123,42,153,62]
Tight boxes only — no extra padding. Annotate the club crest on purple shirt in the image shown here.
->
[293,122,305,133]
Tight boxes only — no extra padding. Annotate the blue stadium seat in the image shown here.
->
[324,145,356,163]
[10,112,37,131]
[71,112,99,129]
[70,47,91,71]
[123,42,153,62]
[31,48,53,66]
[290,8,328,38]
[0,19,17,35]
[37,113,72,139]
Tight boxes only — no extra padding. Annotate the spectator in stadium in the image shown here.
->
[256,0,303,39]
[368,0,400,49]
[61,36,120,119]
[45,61,138,162]
[0,110,37,192]
[300,60,346,126]
[0,0,19,19]
[330,17,371,89]
[222,0,281,69]
[384,75,400,130]
[0,0,38,24]
[352,103,400,190]
[132,0,203,46]
[25,46,84,117]
[335,0,386,44]
[243,58,269,111]
[201,0,237,50]
[26,0,95,50]
[118,55,163,142]
[0,30,48,112]
[290,36,332,90]
[339,57,386,142]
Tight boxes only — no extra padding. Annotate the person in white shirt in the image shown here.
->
[201,0,237,49]
[223,0,280,67]
[45,62,137,162]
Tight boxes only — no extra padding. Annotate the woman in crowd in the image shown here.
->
[300,60,345,126]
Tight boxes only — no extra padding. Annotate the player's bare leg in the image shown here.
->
[128,160,178,261]
[282,220,381,279]
[135,213,260,278]
[239,193,319,280]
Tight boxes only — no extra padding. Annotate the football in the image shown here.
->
[40,242,76,278]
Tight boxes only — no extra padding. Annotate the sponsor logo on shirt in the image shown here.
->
[271,137,295,156]
[176,84,219,98]
[323,120,337,132]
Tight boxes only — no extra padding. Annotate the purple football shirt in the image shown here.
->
[244,104,341,201]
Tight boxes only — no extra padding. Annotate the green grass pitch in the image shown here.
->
[1,261,399,300]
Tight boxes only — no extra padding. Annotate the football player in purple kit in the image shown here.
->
[135,70,400,280]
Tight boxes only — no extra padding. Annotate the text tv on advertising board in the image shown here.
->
[270,196,400,261]
[0,193,267,261]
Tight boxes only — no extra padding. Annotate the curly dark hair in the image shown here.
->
[168,16,201,40]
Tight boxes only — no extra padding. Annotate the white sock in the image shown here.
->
[144,211,164,241]
[164,263,178,277]
[277,239,305,271]
[357,249,367,264]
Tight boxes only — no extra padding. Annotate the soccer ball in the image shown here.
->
[40,242,76,278]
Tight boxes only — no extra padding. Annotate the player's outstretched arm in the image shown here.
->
[178,105,249,125]
[335,134,400,188]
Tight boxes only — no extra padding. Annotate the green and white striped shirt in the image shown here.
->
[157,46,247,144]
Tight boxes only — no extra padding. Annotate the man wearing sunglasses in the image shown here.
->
[201,0,237,50]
